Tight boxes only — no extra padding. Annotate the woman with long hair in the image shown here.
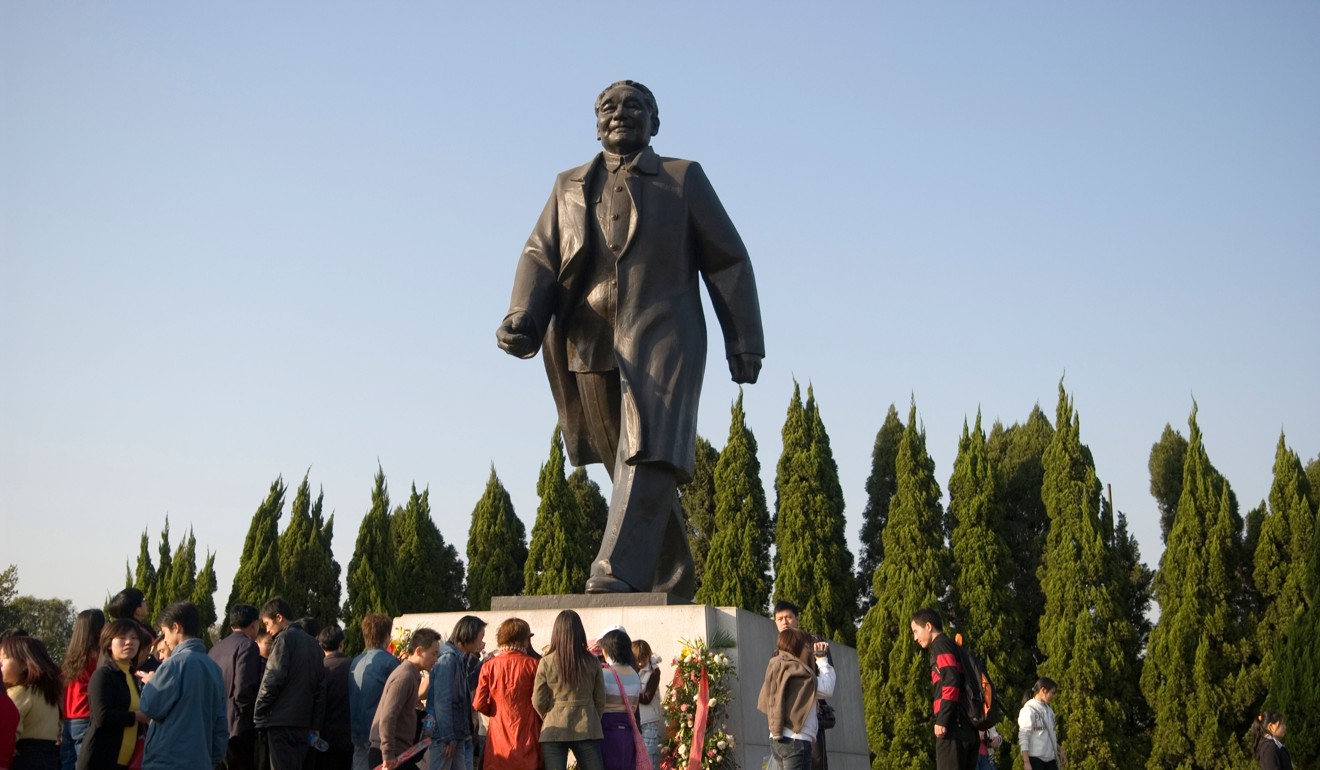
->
[756,628,835,770]
[1250,710,1292,770]
[531,611,604,770]
[76,621,144,770]
[61,610,106,770]
[596,629,640,770]
[473,618,543,770]
[0,636,64,770]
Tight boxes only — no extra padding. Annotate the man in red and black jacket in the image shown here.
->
[909,608,977,770]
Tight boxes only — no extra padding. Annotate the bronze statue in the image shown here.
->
[497,81,764,599]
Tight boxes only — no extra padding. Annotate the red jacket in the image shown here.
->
[473,650,543,770]
[0,689,20,770]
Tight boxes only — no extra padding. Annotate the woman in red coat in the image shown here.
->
[473,619,543,770]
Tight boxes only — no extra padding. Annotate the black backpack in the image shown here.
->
[954,633,1000,731]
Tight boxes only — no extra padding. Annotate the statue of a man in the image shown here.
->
[497,80,764,598]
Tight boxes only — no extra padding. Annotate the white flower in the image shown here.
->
[707,697,717,707]
[717,741,728,750]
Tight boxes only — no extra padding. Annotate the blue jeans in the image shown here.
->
[770,738,811,770]
[541,741,603,770]
[976,754,995,770]
[640,722,663,770]
[60,718,89,770]
[427,739,473,770]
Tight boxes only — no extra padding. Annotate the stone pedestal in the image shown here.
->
[395,599,867,770]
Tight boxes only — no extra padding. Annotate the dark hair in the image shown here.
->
[547,610,597,689]
[409,628,441,654]
[1251,710,1285,753]
[361,613,392,648]
[108,588,146,620]
[910,607,943,632]
[291,617,321,638]
[1031,677,1059,696]
[227,604,259,629]
[157,602,202,638]
[450,615,487,647]
[496,618,532,650]
[260,597,294,622]
[317,625,344,651]
[62,609,106,681]
[599,629,635,667]
[772,600,801,617]
[98,619,144,664]
[0,636,62,708]
[777,628,811,663]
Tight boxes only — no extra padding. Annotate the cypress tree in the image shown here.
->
[857,401,946,770]
[1142,404,1251,769]
[394,484,466,613]
[681,437,720,589]
[1306,455,1320,514]
[696,391,771,613]
[227,477,285,612]
[946,412,1019,737]
[132,530,157,615]
[1037,384,1137,769]
[773,381,810,533]
[343,466,398,653]
[162,528,197,608]
[1110,506,1155,761]
[153,518,174,611]
[466,466,527,610]
[1273,494,1320,767]
[568,468,609,562]
[857,404,903,614]
[525,427,592,595]
[192,549,218,643]
[1148,424,1189,544]
[1253,435,1315,702]
[986,406,1053,681]
[279,474,342,625]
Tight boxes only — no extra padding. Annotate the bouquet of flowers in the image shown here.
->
[389,626,413,661]
[660,634,738,770]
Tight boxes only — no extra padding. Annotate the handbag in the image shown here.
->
[605,663,653,770]
[127,736,146,770]
[816,700,836,730]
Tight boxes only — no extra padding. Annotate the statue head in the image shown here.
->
[595,80,660,155]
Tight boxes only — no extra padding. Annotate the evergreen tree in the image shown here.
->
[773,381,810,533]
[1142,404,1251,769]
[525,427,592,595]
[161,528,197,608]
[1110,507,1155,761]
[857,401,947,770]
[857,404,903,614]
[773,384,856,643]
[1252,435,1315,703]
[1148,424,1189,544]
[985,406,1053,681]
[394,484,466,614]
[568,468,609,563]
[466,466,527,610]
[1272,492,1320,767]
[696,391,771,612]
[1037,384,1138,769]
[227,477,285,612]
[153,518,174,611]
[132,530,157,613]
[343,466,398,653]
[1306,455,1320,514]
[279,474,342,625]
[946,413,1019,738]
[680,437,720,589]
[192,550,218,643]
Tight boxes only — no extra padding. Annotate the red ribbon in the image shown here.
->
[687,665,711,770]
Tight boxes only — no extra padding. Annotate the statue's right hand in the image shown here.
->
[497,312,539,359]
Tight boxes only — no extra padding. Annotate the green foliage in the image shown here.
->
[1148,424,1188,544]
[680,436,720,589]
[1273,491,1320,768]
[7,596,76,664]
[1109,506,1155,762]
[696,391,771,613]
[343,466,398,654]
[133,530,157,613]
[152,518,174,612]
[1142,404,1251,769]
[857,404,903,615]
[1037,384,1138,770]
[568,467,609,561]
[227,477,286,613]
[466,466,527,611]
[773,383,856,644]
[192,550,218,644]
[160,527,198,609]
[0,565,18,631]
[1306,455,1320,514]
[394,484,466,614]
[857,401,946,770]
[525,427,592,595]
[279,474,342,626]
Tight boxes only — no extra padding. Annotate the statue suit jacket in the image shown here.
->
[505,146,764,481]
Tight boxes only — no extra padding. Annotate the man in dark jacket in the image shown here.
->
[210,604,263,770]
[317,626,352,770]
[255,597,325,770]
[910,608,977,770]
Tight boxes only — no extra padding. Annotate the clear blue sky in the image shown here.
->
[3,3,1317,613]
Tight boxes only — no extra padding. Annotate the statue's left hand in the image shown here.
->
[728,353,762,384]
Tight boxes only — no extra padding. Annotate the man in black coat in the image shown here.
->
[210,604,263,770]
[255,598,324,770]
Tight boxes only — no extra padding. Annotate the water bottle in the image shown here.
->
[307,733,329,752]
[421,715,436,736]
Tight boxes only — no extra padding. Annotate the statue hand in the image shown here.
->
[497,312,539,359]
[728,353,762,384]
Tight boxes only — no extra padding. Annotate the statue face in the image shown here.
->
[596,85,656,155]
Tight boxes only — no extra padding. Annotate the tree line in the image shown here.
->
[93,379,1317,770]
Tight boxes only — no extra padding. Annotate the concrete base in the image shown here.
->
[395,600,867,770]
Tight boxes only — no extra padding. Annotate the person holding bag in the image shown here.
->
[595,630,644,770]
[76,621,144,770]
[757,629,835,770]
